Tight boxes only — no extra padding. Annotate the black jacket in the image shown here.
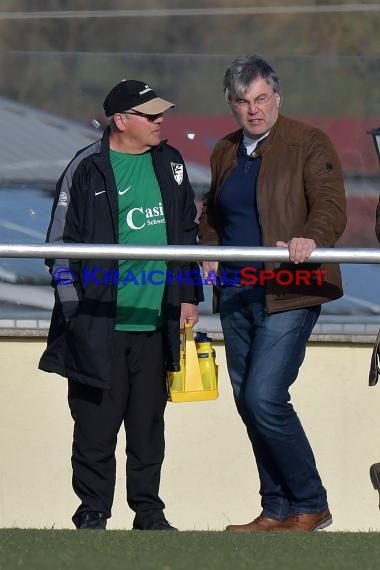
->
[39,128,203,389]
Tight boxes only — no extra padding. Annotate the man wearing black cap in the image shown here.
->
[39,80,202,531]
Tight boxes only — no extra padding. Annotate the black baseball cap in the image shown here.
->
[103,79,175,117]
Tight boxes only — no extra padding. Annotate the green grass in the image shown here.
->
[1,530,380,570]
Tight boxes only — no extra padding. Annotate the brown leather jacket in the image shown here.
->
[375,200,380,243]
[198,114,347,314]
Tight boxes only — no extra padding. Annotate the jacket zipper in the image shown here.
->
[255,160,268,315]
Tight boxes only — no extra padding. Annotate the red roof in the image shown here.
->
[162,114,380,175]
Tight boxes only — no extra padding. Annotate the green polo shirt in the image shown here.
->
[110,149,167,331]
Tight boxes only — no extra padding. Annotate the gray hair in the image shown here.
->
[223,55,280,102]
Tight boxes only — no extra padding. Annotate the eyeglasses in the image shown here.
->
[122,110,163,121]
[231,92,276,109]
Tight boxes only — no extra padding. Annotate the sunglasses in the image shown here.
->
[122,110,163,121]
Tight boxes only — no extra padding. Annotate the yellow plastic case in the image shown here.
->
[167,323,218,403]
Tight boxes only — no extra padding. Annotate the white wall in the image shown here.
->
[1,338,379,531]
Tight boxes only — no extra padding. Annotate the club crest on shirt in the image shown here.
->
[58,191,68,207]
[171,162,183,186]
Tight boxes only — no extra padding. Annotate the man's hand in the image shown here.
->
[202,261,219,283]
[276,238,316,264]
[180,303,199,329]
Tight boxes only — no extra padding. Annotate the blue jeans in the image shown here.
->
[220,285,327,520]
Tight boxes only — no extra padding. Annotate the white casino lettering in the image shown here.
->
[125,201,165,231]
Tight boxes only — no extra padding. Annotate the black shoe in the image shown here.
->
[77,511,107,530]
[370,463,380,510]
[133,518,178,531]
[370,463,380,490]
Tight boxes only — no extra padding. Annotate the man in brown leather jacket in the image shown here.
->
[199,55,346,532]
[376,202,380,243]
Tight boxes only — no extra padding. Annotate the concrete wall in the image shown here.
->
[1,337,380,531]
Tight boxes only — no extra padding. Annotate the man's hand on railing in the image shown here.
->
[276,238,316,264]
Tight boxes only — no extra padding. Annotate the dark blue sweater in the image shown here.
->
[216,141,264,286]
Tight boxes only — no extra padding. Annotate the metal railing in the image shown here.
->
[0,244,380,263]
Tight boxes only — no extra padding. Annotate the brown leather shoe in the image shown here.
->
[279,510,332,532]
[226,514,285,532]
